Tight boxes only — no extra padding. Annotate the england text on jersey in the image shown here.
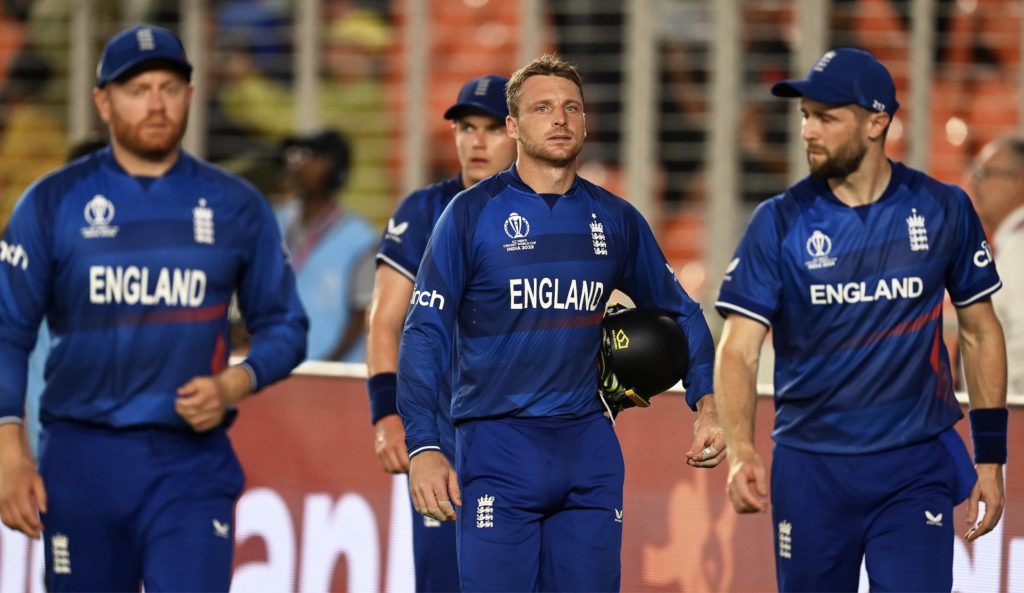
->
[89,265,206,307]
[508,277,605,311]
[809,276,923,305]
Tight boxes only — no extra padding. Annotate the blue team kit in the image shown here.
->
[0,147,307,590]
[717,161,1000,590]
[398,165,715,590]
[377,175,464,592]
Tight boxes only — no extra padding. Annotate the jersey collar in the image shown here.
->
[812,159,907,210]
[505,162,582,198]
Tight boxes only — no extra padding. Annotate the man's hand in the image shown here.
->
[965,463,1005,541]
[176,366,251,432]
[409,450,461,522]
[686,395,726,468]
[0,425,47,539]
[374,415,410,474]
[725,445,769,513]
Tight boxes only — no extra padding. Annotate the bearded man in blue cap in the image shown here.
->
[715,47,1007,592]
[0,24,307,591]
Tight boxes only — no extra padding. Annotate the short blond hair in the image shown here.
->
[506,54,584,117]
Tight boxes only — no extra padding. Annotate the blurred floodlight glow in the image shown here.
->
[945,117,968,147]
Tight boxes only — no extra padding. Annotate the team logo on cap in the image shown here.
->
[82,195,119,238]
[813,50,836,72]
[136,27,156,51]
[804,230,836,270]
[473,77,492,96]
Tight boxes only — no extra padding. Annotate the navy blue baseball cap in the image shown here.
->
[771,48,899,116]
[96,25,192,87]
[443,74,509,120]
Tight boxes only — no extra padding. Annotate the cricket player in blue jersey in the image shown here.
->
[715,48,1007,592]
[367,73,517,592]
[397,54,724,592]
[0,25,307,592]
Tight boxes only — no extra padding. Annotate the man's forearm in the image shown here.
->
[715,350,760,455]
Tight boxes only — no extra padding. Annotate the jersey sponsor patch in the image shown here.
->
[0,240,28,270]
[410,285,446,310]
[385,217,409,243]
[973,240,993,268]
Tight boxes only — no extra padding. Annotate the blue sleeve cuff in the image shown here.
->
[368,373,399,424]
[408,444,442,459]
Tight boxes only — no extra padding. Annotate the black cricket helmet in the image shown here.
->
[601,305,689,406]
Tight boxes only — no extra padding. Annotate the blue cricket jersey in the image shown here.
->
[716,161,1001,454]
[0,147,308,430]
[398,166,715,455]
[377,175,463,460]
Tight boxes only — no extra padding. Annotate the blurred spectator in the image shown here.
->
[217,5,393,224]
[319,8,392,224]
[969,136,1024,394]
[657,1,708,205]
[278,129,377,362]
[0,47,65,230]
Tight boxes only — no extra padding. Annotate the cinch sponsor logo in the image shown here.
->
[410,285,445,310]
[89,266,207,307]
[0,240,28,270]
[809,276,923,305]
[508,278,604,311]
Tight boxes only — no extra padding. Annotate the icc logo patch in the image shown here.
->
[504,212,530,239]
[502,212,536,252]
[81,195,119,238]
[804,230,836,270]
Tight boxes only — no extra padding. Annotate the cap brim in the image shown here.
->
[99,57,192,87]
[770,79,854,106]
[443,102,506,121]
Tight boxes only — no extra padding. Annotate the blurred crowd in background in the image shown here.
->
[0,0,1020,365]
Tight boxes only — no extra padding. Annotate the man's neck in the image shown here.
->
[299,196,335,225]
[827,153,892,207]
[111,142,179,177]
[515,156,577,195]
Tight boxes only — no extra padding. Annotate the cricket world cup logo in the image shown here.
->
[504,212,530,239]
[806,230,832,258]
[804,230,837,270]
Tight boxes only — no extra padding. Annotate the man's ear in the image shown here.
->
[93,87,111,124]
[867,112,891,142]
[506,114,519,140]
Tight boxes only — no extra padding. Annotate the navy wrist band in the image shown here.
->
[368,373,399,425]
[970,408,1008,464]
